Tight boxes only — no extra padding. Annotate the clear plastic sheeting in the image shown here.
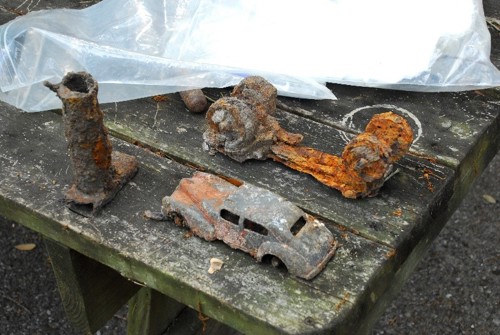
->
[1,0,499,112]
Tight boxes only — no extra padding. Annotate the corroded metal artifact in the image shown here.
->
[150,171,337,280]
[45,72,138,212]
[203,76,302,162]
[179,89,208,113]
[203,76,414,198]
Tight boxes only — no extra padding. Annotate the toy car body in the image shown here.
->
[162,172,337,280]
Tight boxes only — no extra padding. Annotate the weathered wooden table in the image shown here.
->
[1,1,499,334]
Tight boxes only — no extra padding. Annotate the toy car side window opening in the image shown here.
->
[243,218,269,236]
[290,216,306,236]
[220,209,239,225]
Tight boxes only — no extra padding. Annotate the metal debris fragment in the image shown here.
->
[179,89,208,113]
[203,76,302,162]
[144,210,167,221]
[203,76,414,198]
[45,72,138,213]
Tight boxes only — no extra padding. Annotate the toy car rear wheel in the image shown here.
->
[262,254,287,271]
[271,256,284,268]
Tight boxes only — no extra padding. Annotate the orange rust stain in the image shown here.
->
[152,95,169,102]
[173,215,184,227]
[197,302,209,333]
[218,175,243,187]
[173,174,230,211]
[409,152,438,164]
[336,292,351,311]
[392,208,402,217]
[66,97,80,104]
[92,136,112,170]
[275,126,303,145]
[419,168,444,193]
[364,112,413,163]
[185,162,206,171]
[386,249,397,258]
[111,153,138,180]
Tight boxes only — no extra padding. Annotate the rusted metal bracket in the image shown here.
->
[203,76,413,198]
[45,72,138,213]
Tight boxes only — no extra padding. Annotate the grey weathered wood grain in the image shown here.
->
[127,287,185,335]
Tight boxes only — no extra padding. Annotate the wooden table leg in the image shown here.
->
[127,287,186,335]
[44,238,139,334]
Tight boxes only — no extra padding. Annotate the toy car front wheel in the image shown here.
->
[170,212,185,227]
[161,195,173,214]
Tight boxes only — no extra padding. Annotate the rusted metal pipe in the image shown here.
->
[203,76,414,198]
[44,72,138,212]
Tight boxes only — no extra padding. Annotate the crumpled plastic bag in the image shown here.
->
[1,0,499,112]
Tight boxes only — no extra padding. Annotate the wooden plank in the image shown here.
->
[164,306,241,335]
[0,104,397,334]
[44,238,139,334]
[127,287,186,335]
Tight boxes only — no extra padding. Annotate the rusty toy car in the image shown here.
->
[160,171,337,280]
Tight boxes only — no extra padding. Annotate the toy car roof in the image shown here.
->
[222,183,305,231]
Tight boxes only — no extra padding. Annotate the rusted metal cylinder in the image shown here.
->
[45,72,138,211]
[46,72,113,194]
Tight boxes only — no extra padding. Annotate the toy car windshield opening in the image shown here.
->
[243,218,268,236]
[221,209,239,225]
[220,209,269,236]
[290,216,306,236]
